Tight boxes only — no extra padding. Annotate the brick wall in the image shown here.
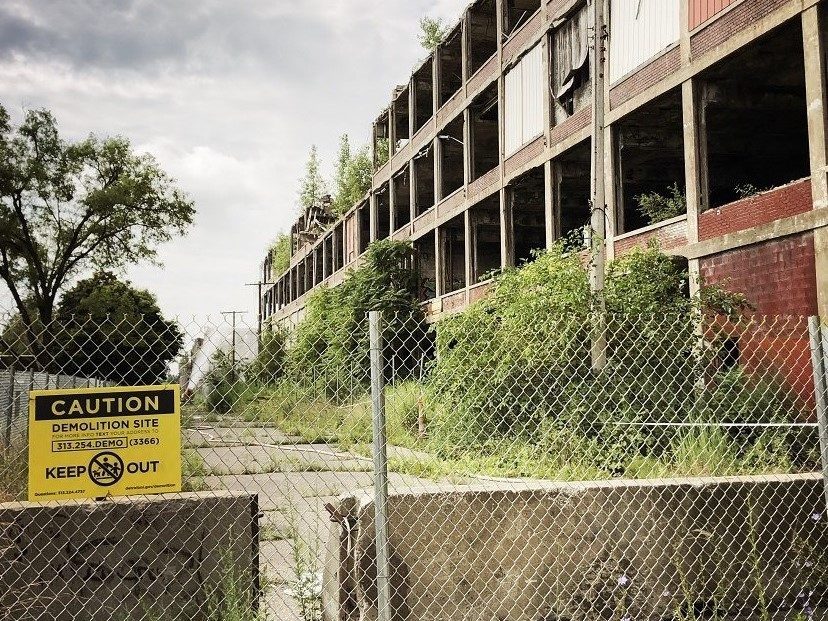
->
[613,218,689,255]
[503,10,543,64]
[690,0,789,58]
[698,178,812,241]
[689,0,740,30]
[550,105,591,146]
[609,47,681,109]
[504,135,545,178]
[699,232,817,316]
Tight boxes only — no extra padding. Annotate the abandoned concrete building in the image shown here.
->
[259,0,828,328]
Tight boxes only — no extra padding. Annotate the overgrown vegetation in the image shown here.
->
[270,234,291,275]
[331,134,372,216]
[635,183,687,225]
[418,16,449,51]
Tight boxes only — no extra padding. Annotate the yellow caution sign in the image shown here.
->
[28,384,181,501]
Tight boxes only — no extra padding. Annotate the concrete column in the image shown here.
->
[464,209,474,301]
[542,33,552,145]
[544,159,555,249]
[434,228,444,297]
[433,52,441,114]
[463,108,472,190]
[389,103,397,157]
[679,0,692,64]
[604,125,618,262]
[389,177,397,233]
[461,12,470,91]
[322,237,329,279]
[803,5,828,317]
[434,138,444,203]
[369,192,378,242]
[312,250,318,286]
[500,187,514,268]
[682,78,709,296]
[409,159,417,222]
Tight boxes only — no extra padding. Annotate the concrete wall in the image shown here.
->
[0,491,258,621]
[324,474,827,621]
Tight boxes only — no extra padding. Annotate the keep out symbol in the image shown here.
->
[89,451,124,487]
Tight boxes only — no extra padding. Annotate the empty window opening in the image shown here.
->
[358,204,370,255]
[297,263,307,297]
[615,87,686,233]
[393,169,412,231]
[439,116,465,200]
[510,166,546,265]
[503,0,541,38]
[556,139,591,248]
[374,110,390,169]
[304,256,313,291]
[393,86,410,152]
[334,224,345,272]
[313,247,323,285]
[323,235,334,277]
[413,58,435,133]
[440,215,467,294]
[438,25,463,107]
[468,0,497,76]
[376,184,391,240]
[470,82,500,181]
[551,5,591,122]
[414,236,437,301]
[470,195,502,281]
[413,146,435,216]
[700,20,809,209]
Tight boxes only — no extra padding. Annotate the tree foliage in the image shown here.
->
[331,134,372,216]
[0,104,194,362]
[52,271,184,384]
[298,145,327,210]
[270,233,291,275]
[635,183,687,225]
[418,16,449,51]
[288,239,430,399]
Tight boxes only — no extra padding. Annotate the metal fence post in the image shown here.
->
[369,310,392,621]
[4,368,14,447]
[808,316,828,511]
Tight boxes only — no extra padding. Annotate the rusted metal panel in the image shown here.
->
[609,0,680,83]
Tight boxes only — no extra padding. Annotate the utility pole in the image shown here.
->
[589,0,608,372]
[245,281,276,348]
[221,311,245,381]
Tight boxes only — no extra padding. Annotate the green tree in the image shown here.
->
[271,233,291,275]
[52,271,184,385]
[418,16,449,51]
[332,134,372,215]
[298,145,327,210]
[0,104,194,363]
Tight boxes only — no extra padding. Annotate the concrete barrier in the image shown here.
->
[323,474,828,620]
[0,491,258,621]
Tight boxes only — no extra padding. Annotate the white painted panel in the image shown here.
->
[521,44,544,144]
[609,0,680,83]
[504,61,523,156]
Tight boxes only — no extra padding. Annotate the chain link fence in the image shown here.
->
[1,303,828,620]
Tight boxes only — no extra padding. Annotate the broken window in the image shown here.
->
[413,58,434,134]
[438,116,465,200]
[393,85,410,153]
[556,139,591,247]
[552,6,590,120]
[413,145,435,216]
[414,236,437,301]
[470,82,499,181]
[439,215,467,294]
[376,184,391,240]
[615,87,686,233]
[469,195,502,281]
[468,0,497,77]
[700,20,810,208]
[503,0,541,38]
[510,166,547,264]
[393,168,412,231]
[438,25,463,107]
[373,110,390,169]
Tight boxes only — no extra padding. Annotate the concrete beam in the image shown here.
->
[500,187,514,268]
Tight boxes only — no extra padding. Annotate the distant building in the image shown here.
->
[260,0,828,328]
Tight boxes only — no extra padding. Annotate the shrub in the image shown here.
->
[635,183,686,225]
[249,326,287,385]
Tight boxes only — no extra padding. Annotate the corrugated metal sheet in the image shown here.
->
[689,0,738,30]
[609,0,680,83]
[505,44,545,157]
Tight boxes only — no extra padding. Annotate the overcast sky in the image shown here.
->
[0,0,467,324]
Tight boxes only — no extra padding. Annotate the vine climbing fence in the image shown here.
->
[1,304,828,620]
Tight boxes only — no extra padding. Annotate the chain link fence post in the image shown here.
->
[808,315,828,512]
[369,310,392,621]
[4,367,14,447]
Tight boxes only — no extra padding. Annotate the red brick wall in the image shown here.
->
[699,232,817,316]
[698,178,812,241]
[613,218,689,255]
[609,47,681,109]
[504,135,545,178]
[689,0,740,30]
[690,0,789,58]
[550,105,591,146]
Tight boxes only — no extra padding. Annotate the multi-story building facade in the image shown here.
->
[260,0,828,329]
